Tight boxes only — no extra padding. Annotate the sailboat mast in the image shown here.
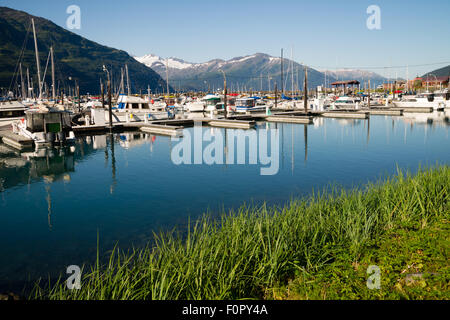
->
[125,64,130,95]
[31,18,42,99]
[260,73,262,92]
[50,46,56,99]
[19,63,26,99]
[406,65,409,92]
[120,68,125,94]
[304,65,308,111]
[280,49,284,94]
[166,59,169,96]
[26,68,31,98]
[291,47,294,95]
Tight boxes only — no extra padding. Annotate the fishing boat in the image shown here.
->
[392,93,447,110]
[215,96,236,113]
[164,96,177,109]
[185,100,205,112]
[203,94,222,112]
[83,99,103,110]
[0,100,28,127]
[113,94,174,122]
[432,91,450,108]
[331,96,362,109]
[149,97,167,111]
[184,97,205,112]
[235,98,266,113]
[12,106,75,148]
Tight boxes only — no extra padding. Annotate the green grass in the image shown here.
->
[31,165,449,300]
[269,218,449,299]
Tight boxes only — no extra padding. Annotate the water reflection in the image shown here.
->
[0,111,448,194]
[0,146,75,191]
[0,112,449,292]
[1,111,448,194]
[394,110,450,127]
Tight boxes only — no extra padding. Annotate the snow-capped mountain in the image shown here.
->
[135,53,283,71]
[135,54,195,70]
[135,53,336,92]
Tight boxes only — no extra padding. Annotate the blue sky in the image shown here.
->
[2,0,449,78]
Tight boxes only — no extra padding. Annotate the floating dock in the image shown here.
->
[205,119,255,129]
[390,107,434,113]
[365,109,403,116]
[320,111,369,119]
[265,115,313,124]
[140,124,184,136]
[72,124,108,133]
[0,130,33,150]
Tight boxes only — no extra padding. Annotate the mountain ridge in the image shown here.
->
[135,52,336,92]
[422,65,450,78]
[0,6,169,95]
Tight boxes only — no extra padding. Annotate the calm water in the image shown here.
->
[0,112,449,291]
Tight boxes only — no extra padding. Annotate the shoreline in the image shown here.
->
[24,165,450,300]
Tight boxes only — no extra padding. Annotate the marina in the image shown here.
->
[0,102,446,148]
[0,1,449,303]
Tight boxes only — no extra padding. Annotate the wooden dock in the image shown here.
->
[265,115,313,124]
[205,119,255,129]
[140,124,183,136]
[390,107,434,113]
[0,130,33,150]
[365,109,403,116]
[150,119,195,127]
[320,111,369,119]
[72,124,108,133]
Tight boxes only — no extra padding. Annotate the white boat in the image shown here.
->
[278,99,302,109]
[432,91,450,108]
[203,94,222,112]
[21,98,37,107]
[309,96,327,111]
[235,98,266,113]
[393,93,446,110]
[112,94,174,122]
[149,97,167,111]
[12,107,75,148]
[0,100,28,127]
[331,96,361,109]
[185,97,205,112]
[162,96,185,112]
[83,99,103,110]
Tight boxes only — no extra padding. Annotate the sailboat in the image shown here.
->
[9,18,77,148]
[106,64,175,123]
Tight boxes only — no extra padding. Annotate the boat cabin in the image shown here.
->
[117,95,151,111]
[0,100,27,119]
[334,96,359,104]
[236,98,256,108]
[25,109,72,134]
[164,96,176,107]
[203,95,221,110]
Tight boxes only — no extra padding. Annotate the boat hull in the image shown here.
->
[108,111,173,123]
[392,101,444,110]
